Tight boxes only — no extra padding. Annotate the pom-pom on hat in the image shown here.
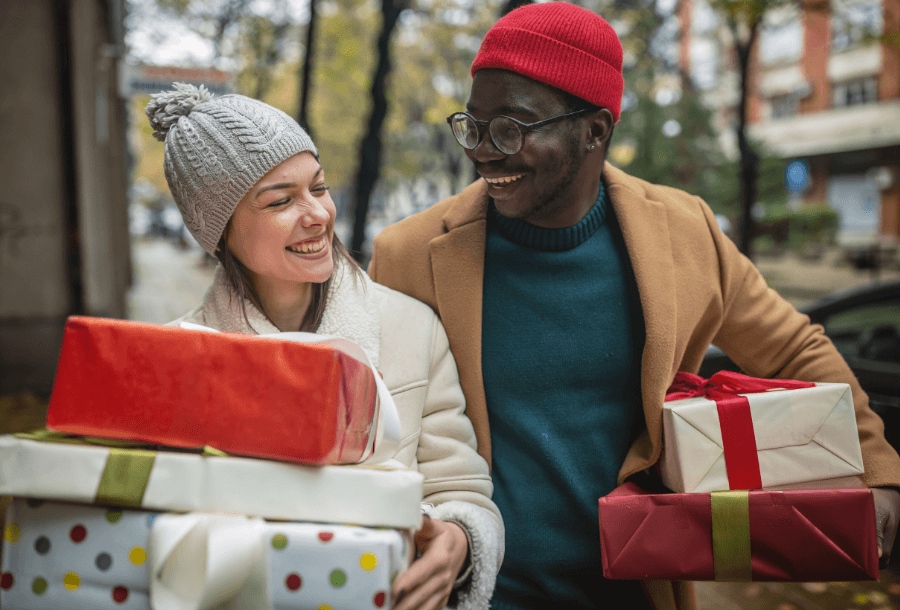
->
[471,2,624,122]
[145,83,317,255]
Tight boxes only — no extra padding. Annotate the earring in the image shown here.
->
[589,145,595,151]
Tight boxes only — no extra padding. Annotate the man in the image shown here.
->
[370,3,900,608]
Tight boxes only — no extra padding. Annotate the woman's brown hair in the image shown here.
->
[215,229,362,333]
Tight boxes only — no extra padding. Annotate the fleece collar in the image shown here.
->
[199,262,382,368]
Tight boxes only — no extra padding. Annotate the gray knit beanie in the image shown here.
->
[145,83,318,254]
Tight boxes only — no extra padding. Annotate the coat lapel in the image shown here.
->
[425,172,679,470]
[429,181,493,466]
[604,163,677,465]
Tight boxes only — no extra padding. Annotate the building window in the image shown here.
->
[832,0,883,53]
[833,77,878,107]
[771,93,801,118]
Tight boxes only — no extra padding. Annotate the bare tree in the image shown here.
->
[156,0,253,59]
[712,0,828,258]
[718,0,764,258]
[208,0,253,58]
[298,0,319,138]
[243,14,292,100]
[501,0,531,16]
[350,0,409,260]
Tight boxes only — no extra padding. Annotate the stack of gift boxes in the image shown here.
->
[598,371,880,582]
[0,317,423,610]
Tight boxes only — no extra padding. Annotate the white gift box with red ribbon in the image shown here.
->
[660,372,865,494]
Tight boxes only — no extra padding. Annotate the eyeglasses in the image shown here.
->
[446,109,589,155]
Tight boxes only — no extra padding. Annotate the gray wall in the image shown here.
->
[0,0,130,396]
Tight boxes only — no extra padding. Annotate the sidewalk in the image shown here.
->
[754,248,900,309]
[126,237,216,324]
[697,577,900,610]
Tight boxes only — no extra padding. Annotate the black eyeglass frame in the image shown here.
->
[445,108,590,155]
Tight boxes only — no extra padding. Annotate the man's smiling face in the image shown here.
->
[465,69,591,228]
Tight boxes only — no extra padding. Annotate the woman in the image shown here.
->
[147,83,502,610]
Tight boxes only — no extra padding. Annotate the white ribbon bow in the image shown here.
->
[149,513,269,610]
[178,323,402,464]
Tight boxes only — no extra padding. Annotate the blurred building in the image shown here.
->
[681,0,900,244]
[0,0,131,395]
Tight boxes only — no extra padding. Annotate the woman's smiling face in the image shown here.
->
[226,152,336,290]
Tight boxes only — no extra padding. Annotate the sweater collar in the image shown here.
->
[199,261,382,368]
[487,180,608,251]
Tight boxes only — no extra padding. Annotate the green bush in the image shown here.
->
[755,203,839,252]
[751,234,781,257]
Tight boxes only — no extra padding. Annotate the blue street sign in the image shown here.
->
[786,159,810,193]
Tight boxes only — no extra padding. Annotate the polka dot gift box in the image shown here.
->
[2,499,413,610]
[1,498,154,610]
[266,523,411,610]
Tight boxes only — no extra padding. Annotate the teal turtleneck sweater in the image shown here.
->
[482,182,650,609]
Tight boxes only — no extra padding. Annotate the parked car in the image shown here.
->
[700,280,900,450]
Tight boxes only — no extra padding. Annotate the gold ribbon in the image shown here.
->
[711,490,752,581]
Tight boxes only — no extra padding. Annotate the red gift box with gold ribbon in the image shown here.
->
[46,316,378,465]
[598,481,879,581]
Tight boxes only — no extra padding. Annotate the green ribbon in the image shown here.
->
[711,490,752,581]
[15,428,230,506]
[15,428,228,456]
[15,428,149,448]
[95,448,156,507]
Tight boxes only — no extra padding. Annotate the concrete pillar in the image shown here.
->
[0,1,72,395]
[804,158,830,205]
[0,0,130,396]
[70,0,130,319]
[881,167,900,238]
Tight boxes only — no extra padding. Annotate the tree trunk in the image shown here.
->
[501,0,531,16]
[298,0,318,138]
[734,23,760,260]
[350,0,406,260]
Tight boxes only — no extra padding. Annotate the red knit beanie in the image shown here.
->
[471,2,624,122]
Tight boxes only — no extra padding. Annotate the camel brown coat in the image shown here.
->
[370,163,900,610]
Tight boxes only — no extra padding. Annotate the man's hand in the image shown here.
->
[873,487,900,568]
[391,516,469,610]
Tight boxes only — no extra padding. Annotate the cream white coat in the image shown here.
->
[170,264,503,609]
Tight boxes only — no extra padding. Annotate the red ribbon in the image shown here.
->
[665,371,816,490]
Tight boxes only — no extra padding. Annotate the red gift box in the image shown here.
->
[598,481,879,581]
[46,316,378,465]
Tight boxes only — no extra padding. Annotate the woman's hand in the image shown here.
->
[391,516,469,610]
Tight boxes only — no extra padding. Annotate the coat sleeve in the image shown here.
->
[417,314,504,609]
[700,199,900,488]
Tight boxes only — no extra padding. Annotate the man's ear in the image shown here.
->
[587,108,614,152]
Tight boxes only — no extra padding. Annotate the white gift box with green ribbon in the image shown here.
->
[0,433,423,530]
